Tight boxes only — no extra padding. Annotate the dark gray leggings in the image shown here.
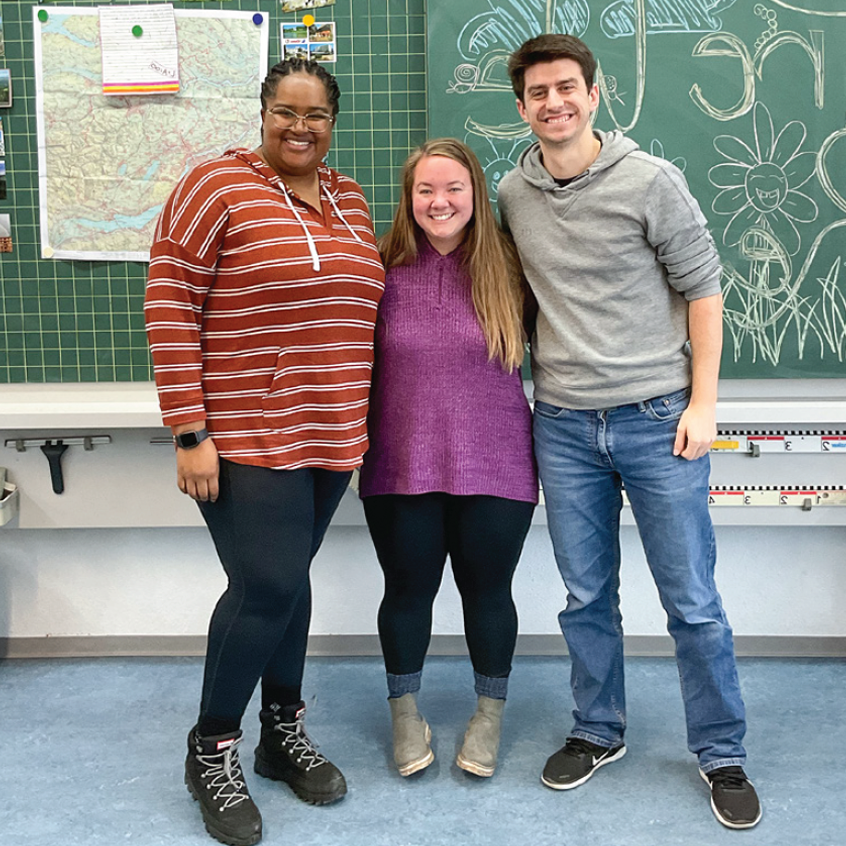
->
[363,493,535,679]
[196,459,351,735]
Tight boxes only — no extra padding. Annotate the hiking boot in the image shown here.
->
[185,728,262,846]
[388,693,434,776]
[254,701,347,805]
[541,737,626,790]
[700,766,762,829]
[456,696,504,777]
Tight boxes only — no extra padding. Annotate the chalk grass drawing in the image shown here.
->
[600,0,738,38]
[448,0,589,94]
[722,222,846,364]
[709,102,818,257]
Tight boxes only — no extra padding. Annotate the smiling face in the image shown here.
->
[259,72,333,181]
[517,58,599,151]
[411,155,474,255]
[746,163,789,213]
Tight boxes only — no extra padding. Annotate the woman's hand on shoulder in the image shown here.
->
[176,438,220,502]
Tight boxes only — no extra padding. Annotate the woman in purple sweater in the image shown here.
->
[359,138,538,779]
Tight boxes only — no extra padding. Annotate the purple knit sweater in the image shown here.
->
[359,239,538,503]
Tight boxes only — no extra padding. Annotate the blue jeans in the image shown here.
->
[533,388,747,772]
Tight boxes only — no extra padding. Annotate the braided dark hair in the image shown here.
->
[260,58,341,115]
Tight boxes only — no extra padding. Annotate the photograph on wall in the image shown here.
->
[309,40,336,63]
[282,22,308,41]
[283,42,309,60]
[0,212,12,251]
[0,117,5,156]
[0,69,11,108]
[0,14,5,58]
[281,0,335,12]
[0,161,6,200]
[309,22,334,43]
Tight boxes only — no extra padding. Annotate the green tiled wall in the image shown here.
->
[0,0,427,383]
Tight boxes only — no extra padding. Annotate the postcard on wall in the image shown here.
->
[0,69,11,108]
[0,213,11,252]
[0,161,6,200]
[99,4,180,95]
[0,15,5,58]
[281,0,336,12]
[281,21,336,63]
[0,117,5,156]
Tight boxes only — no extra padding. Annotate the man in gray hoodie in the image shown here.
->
[498,34,760,830]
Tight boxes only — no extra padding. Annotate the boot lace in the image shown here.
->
[275,717,329,771]
[197,736,250,809]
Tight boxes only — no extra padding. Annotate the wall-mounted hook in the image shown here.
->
[4,436,112,495]
[40,441,69,494]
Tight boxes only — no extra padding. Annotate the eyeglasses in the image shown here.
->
[266,107,335,133]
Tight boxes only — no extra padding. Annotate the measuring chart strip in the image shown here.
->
[712,430,846,453]
[706,486,846,507]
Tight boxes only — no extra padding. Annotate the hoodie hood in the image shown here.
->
[225,148,362,271]
[516,129,639,192]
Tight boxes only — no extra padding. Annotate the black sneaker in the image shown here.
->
[254,701,347,805]
[185,728,262,846]
[541,737,626,790]
[700,766,762,829]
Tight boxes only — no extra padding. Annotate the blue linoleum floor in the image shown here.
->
[1,654,842,846]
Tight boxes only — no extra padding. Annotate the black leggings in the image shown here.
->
[363,493,535,679]
[196,459,350,734]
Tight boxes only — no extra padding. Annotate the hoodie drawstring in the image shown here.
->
[280,188,321,272]
[278,181,365,273]
[323,185,364,244]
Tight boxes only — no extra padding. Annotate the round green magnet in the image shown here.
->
[38,9,49,22]
[132,25,143,38]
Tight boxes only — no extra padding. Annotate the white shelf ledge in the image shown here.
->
[0,379,844,430]
[0,383,163,429]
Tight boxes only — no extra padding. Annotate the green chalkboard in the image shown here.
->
[0,0,427,383]
[428,0,846,379]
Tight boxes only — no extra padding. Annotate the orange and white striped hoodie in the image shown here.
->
[145,149,385,470]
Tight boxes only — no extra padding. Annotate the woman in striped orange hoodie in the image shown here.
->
[145,58,384,846]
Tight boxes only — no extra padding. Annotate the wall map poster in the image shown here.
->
[33,7,269,261]
[428,1,846,379]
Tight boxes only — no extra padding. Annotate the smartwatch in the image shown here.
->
[173,428,210,450]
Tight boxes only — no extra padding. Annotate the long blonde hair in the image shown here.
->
[378,138,526,372]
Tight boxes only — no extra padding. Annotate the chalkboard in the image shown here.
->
[428,0,846,379]
[0,0,427,383]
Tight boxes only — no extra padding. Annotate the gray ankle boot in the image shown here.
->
[388,693,434,776]
[456,696,505,777]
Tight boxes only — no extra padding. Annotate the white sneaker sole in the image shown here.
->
[541,744,626,790]
[699,768,762,829]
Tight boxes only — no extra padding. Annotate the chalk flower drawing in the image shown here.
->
[649,139,686,172]
[467,133,531,207]
[709,101,818,256]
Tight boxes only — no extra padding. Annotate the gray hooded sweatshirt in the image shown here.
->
[498,129,722,410]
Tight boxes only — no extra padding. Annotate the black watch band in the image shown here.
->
[173,428,210,450]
